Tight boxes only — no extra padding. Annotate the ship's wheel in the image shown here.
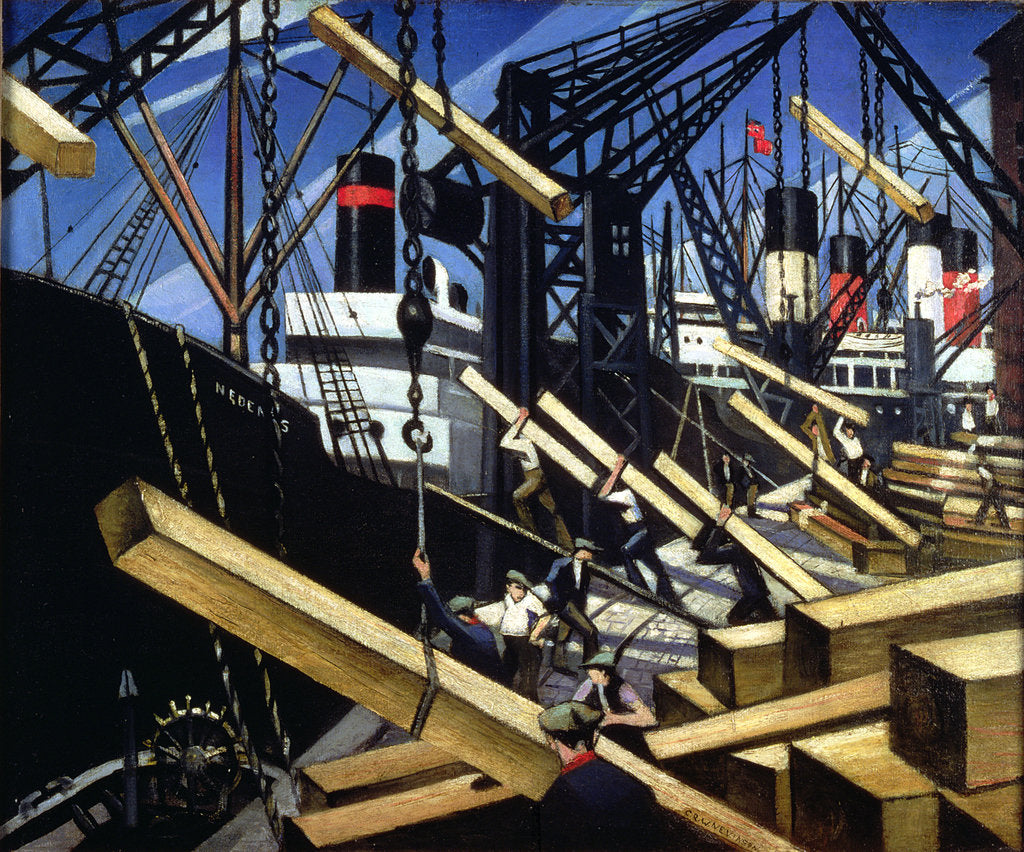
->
[145,696,246,818]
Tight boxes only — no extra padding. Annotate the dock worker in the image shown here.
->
[500,408,573,549]
[597,459,679,605]
[533,538,601,667]
[412,549,512,686]
[801,405,836,466]
[961,398,977,434]
[536,701,663,851]
[713,452,737,507]
[832,416,864,479]
[739,452,760,519]
[857,455,880,494]
[973,452,1010,528]
[475,569,551,701]
[572,651,656,759]
[984,386,1002,435]
[693,506,775,626]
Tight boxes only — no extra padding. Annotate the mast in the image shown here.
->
[224,0,246,363]
[741,111,749,284]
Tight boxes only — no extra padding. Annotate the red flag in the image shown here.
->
[746,120,765,140]
[753,137,773,156]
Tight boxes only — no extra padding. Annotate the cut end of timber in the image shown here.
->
[94,478,157,564]
[550,191,575,222]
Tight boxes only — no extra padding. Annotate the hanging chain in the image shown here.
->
[859,48,871,150]
[125,307,283,845]
[798,22,810,192]
[873,4,889,319]
[432,0,454,132]
[771,2,785,316]
[258,0,282,389]
[394,0,438,740]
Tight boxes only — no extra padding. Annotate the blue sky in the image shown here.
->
[2,1,1018,353]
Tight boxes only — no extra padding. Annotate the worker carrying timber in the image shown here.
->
[597,456,680,605]
[500,407,573,549]
[572,651,656,759]
[475,569,551,702]
[693,505,775,625]
[832,415,864,479]
[970,448,1010,528]
[536,701,665,851]
[534,538,601,665]
[801,404,836,466]
[412,549,512,685]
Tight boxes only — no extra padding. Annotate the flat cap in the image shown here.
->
[505,569,531,587]
[448,595,476,615]
[538,701,603,736]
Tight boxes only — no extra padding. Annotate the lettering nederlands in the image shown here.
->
[214,382,289,433]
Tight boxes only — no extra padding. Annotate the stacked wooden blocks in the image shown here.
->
[647,559,1023,851]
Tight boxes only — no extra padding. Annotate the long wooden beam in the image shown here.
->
[728,392,921,548]
[789,95,934,224]
[536,391,703,539]
[2,72,95,177]
[645,671,890,762]
[308,6,573,222]
[653,453,830,601]
[95,478,797,852]
[713,338,869,427]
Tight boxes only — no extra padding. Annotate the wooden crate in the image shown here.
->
[890,629,1023,792]
[698,621,786,708]
[653,669,727,726]
[783,559,1024,693]
[791,722,938,852]
[726,744,792,837]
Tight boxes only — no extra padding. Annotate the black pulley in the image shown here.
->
[906,213,950,248]
[400,173,484,246]
[397,292,434,354]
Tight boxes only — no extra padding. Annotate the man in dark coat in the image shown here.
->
[536,701,663,851]
[693,506,775,626]
[412,549,511,686]
[712,452,737,507]
[533,539,601,663]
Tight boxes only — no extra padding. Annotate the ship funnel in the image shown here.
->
[941,228,981,347]
[905,212,949,335]
[764,186,820,324]
[335,152,395,293]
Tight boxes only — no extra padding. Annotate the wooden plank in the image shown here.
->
[308,7,572,222]
[726,744,792,837]
[789,95,934,224]
[654,452,830,601]
[939,783,1022,850]
[459,367,598,490]
[2,72,96,177]
[790,722,939,852]
[893,441,1024,474]
[945,494,1024,521]
[851,539,907,576]
[783,559,1024,693]
[537,391,703,539]
[890,629,1023,792]
[893,457,1024,491]
[713,338,869,426]
[646,672,890,762]
[290,772,517,848]
[94,478,560,800]
[96,479,797,852]
[729,392,922,547]
[697,621,786,708]
[654,670,728,726]
[300,740,470,811]
[949,430,1024,454]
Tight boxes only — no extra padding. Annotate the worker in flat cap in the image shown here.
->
[533,538,601,667]
[536,701,662,850]
[475,569,551,701]
[412,549,511,686]
[573,651,655,759]
[739,452,760,519]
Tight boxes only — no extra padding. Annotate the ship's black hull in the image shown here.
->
[0,271,509,817]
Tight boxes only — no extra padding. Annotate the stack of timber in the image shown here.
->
[884,440,1024,567]
[645,559,1023,849]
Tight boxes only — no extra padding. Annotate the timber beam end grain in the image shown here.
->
[654,670,728,726]
[698,622,786,708]
[726,744,792,838]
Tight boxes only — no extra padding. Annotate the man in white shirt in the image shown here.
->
[500,408,572,548]
[476,569,551,701]
[832,416,864,479]
[597,461,678,605]
[984,386,1001,435]
[961,399,977,434]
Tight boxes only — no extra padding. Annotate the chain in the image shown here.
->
[432,0,454,132]
[873,4,889,315]
[125,307,282,845]
[798,22,810,191]
[397,0,424,301]
[859,48,871,150]
[771,2,785,314]
[258,0,282,389]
